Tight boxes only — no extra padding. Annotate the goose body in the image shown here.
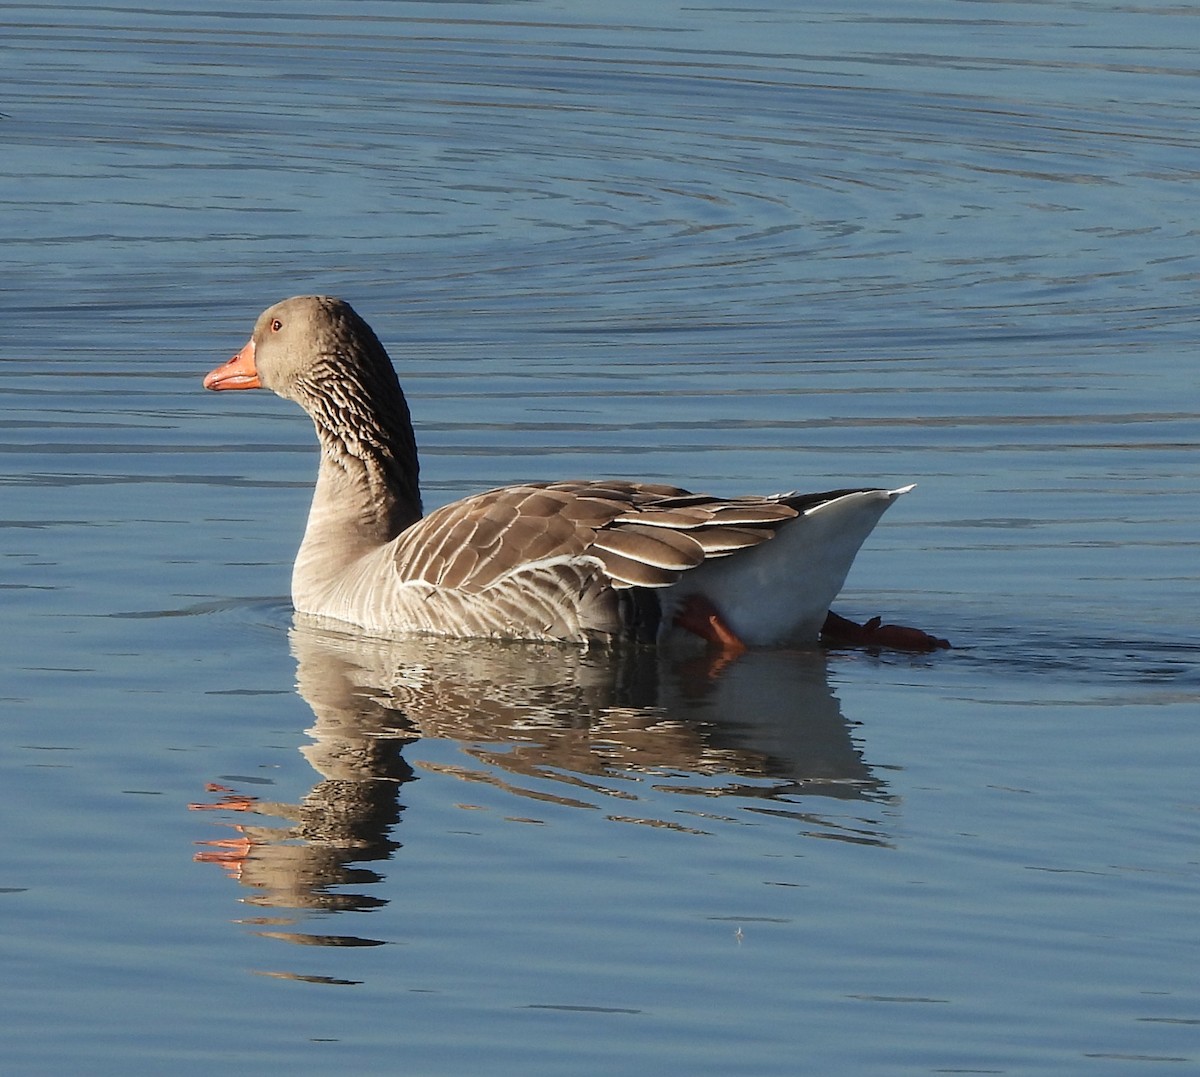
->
[204,296,918,648]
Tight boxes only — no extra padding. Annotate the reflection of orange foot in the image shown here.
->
[673,594,748,654]
[194,828,253,879]
[821,611,951,652]
[188,782,260,813]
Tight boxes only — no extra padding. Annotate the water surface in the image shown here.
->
[2,2,1198,1074]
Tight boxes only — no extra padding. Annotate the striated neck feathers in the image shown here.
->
[289,303,423,600]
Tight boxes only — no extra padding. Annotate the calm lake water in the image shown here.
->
[2,1,1198,1073]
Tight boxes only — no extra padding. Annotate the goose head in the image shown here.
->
[203,295,398,409]
[204,295,423,533]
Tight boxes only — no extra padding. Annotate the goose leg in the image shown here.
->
[673,594,748,653]
[673,596,951,653]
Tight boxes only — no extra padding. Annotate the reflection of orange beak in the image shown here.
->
[203,339,261,391]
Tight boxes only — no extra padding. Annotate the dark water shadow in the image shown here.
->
[191,617,893,942]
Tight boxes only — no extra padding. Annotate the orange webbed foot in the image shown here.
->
[821,611,950,653]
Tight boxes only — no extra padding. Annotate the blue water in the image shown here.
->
[2,1,1198,1073]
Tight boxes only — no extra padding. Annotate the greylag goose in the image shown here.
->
[204,296,948,652]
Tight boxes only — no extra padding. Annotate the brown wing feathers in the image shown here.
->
[591,492,800,587]
[394,480,869,594]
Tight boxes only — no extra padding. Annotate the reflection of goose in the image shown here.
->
[204,295,947,651]
[192,619,892,927]
[288,621,882,801]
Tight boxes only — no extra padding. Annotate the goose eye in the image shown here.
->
[271,319,283,332]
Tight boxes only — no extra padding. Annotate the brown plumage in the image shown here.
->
[391,480,806,594]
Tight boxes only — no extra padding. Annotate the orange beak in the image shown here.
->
[204,339,261,391]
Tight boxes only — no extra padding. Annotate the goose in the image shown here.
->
[204,296,948,652]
